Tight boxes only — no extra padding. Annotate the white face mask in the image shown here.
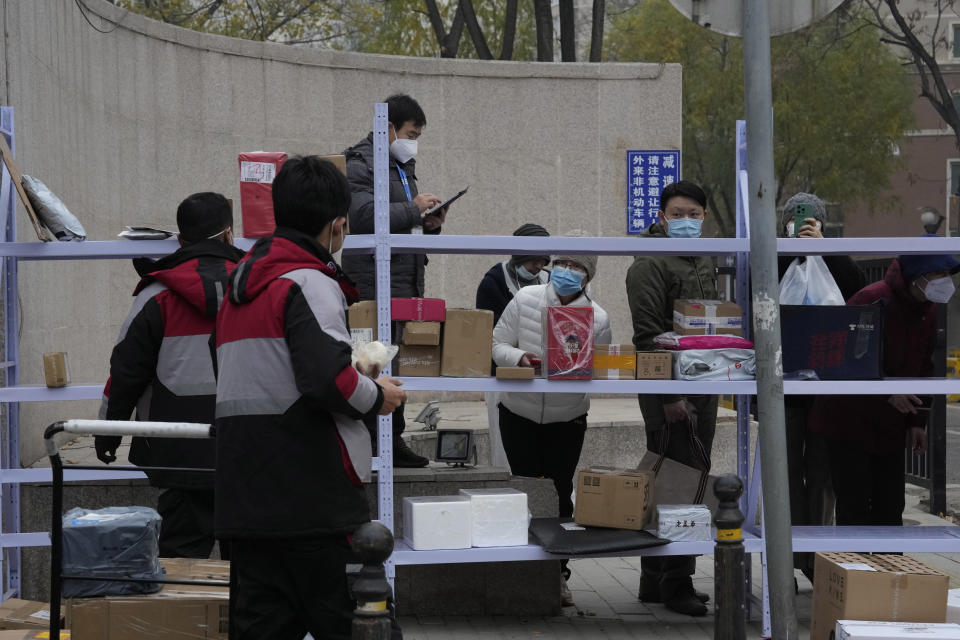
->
[329,220,345,264]
[389,138,418,164]
[923,276,956,303]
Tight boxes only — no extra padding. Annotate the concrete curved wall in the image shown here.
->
[0,0,680,464]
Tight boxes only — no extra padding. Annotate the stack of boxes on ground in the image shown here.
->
[811,552,960,640]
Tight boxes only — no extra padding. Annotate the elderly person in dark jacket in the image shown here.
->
[342,94,449,468]
[809,249,960,526]
[777,193,865,582]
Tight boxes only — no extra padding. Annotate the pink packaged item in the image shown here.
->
[654,332,754,351]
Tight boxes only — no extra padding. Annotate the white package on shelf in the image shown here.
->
[656,504,713,542]
[948,589,960,624]
[402,496,472,551]
[459,488,529,547]
[836,620,960,639]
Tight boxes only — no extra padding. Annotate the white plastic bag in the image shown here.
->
[778,256,844,306]
[351,340,398,378]
[673,348,756,381]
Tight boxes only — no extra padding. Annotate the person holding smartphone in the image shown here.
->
[776,193,865,583]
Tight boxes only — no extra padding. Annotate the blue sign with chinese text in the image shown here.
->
[626,150,681,234]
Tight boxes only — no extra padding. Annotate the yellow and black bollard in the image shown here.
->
[713,474,746,640]
[351,521,395,640]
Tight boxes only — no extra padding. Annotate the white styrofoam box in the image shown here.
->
[836,621,960,639]
[402,496,472,551]
[948,589,960,624]
[458,488,529,547]
[656,504,713,542]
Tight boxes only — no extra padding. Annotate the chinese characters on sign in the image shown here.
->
[626,150,681,235]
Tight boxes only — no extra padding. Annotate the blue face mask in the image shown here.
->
[666,217,703,238]
[516,265,538,281]
[551,267,585,296]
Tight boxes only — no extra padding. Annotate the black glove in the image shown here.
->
[94,436,122,464]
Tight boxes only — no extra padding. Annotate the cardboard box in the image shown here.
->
[441,309,494,378]
[811,552,949,640]
[496,366,534,380]
[397,344,441,377]
[636,351,672,380]
[781,305,884,380]
[43,352,68,388]
[392,298,446,322]
[573,467,655,531]
[68,557,229,640]
[594,345,636,380]
[402,321,441,346]
[836,621,960,639]
[673,299,742,336]
[348,301,378,343]
[238,151,286,238]
[544,307,594,380]
[0,599,59,631]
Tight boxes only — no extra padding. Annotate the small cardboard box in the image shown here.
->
[811,552,950,640]
[636,351,672,380]
[402,321,441,346]
[0,599,58,631]
[836,621,960,639]
[392,298,446,322]
[496,366,535,380]
[673,299,742,336]
[43,352,68,388]
[68,557,229,639]
[594,344,636,380]
[397,344,441,377]
[441,309,494,378]
[573,467,655,531]
[348,301,378,343]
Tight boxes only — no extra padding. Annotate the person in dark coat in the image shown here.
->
[476,223,551,468]
[809,249,960,526]
[95,192,245,559]
[342,94,451,468]
[214,156,406,639]
[776,192,865,582]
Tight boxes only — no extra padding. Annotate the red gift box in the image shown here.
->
[545,306,594,380]
[239,152,287,238]
[391,298,446,322]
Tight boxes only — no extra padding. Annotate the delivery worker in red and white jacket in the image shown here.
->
[214,156,406,639]
[96,192,245,559]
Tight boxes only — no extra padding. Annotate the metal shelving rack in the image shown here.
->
[0,105,958,631]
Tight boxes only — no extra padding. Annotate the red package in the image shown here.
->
[239,152,287,238]
[545,307,594,380]
[391,298,446,322]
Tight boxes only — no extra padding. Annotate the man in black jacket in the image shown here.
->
[95,192,244,559]
[778,192,865,583]
[342,93,448,467]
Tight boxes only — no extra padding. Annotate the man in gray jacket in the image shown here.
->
[342,93,447,467]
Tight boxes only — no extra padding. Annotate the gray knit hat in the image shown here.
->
[553,229,598,281]
[781,192,826,230]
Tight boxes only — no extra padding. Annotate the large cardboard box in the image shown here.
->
[544,307,594,380]
[348,301,378,342]
[836,621,960,639]
[636,351,672,380]
[811,552,949,640]
[402,321,441,346]
[68,558,229,640]
[573,467,654,531]
[0,599,58,631]
[673,299,742,336]
[440,309,494,378]
[781,305,884,380]
[593,344,636,380]
[397,345,441,377]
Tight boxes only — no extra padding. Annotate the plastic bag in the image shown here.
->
[21,175,87,241]
[778,256,844,306]
[352,340,398,378]
[654,331,754,351]
[673,348,756,381]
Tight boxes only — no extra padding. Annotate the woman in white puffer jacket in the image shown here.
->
[492,250,611,602]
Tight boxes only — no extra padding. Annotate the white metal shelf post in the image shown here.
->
[0,106,20,600]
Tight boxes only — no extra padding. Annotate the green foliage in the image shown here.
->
[606,0,915,237]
